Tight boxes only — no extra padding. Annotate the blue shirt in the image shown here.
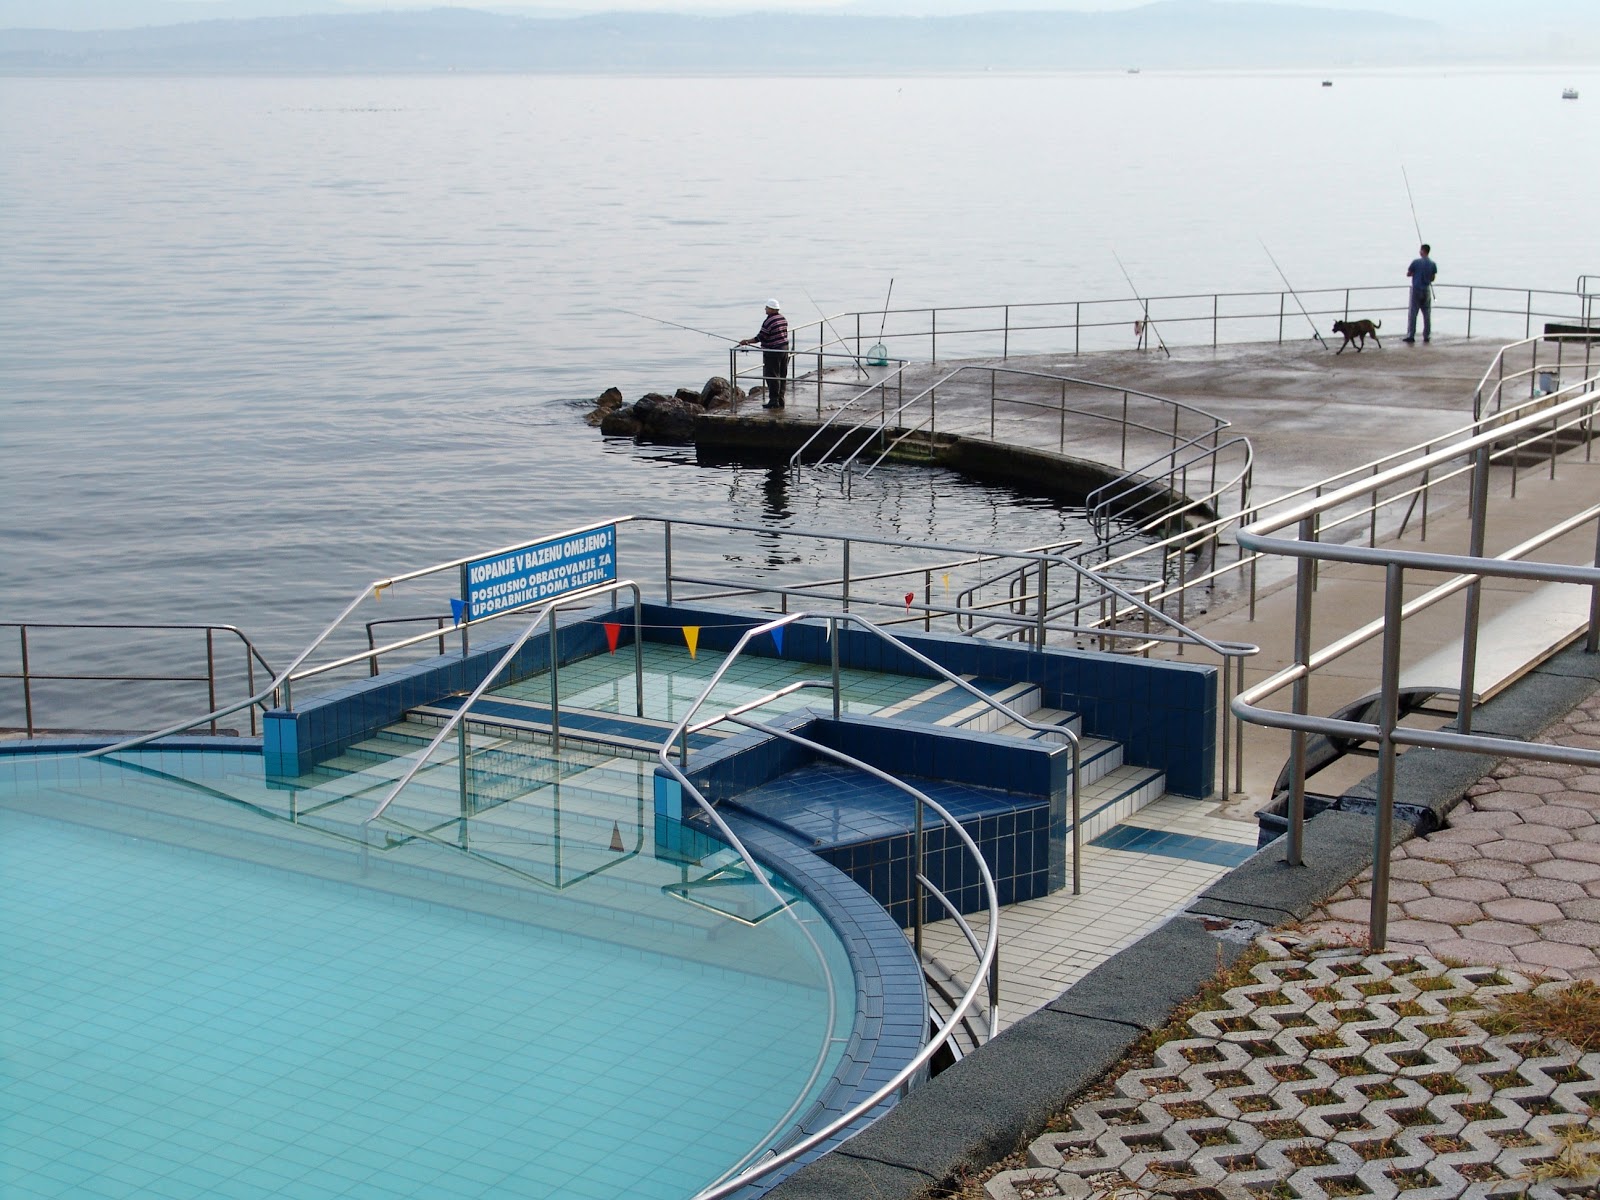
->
[1407,256,1437,292]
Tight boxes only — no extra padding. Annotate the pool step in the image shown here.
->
[411,695,725,759]
[1074,763,1169,844]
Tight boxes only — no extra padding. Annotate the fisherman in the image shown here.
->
[1404,244,1437,344]
[739,299,789,409]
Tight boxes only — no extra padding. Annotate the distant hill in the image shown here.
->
[0,2,1465,72]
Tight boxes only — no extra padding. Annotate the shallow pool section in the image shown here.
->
[0,749,862,1200]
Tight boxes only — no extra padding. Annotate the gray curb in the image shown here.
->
[759,641,1600,1200]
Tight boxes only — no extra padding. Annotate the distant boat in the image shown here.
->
[1563,87,1580,100]
[1127,68,1140,74]
[1322,80,1333,87]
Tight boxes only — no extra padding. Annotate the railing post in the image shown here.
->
[1370,561,1406,950]
[1466,286,1474,339]
[924,571,932,632]
[1003,304,1010,359]
[1120,391,1129,467]
[1212,293,1218,349]
[206,629,218,734]
[634,591,645,717]
[1589,517,1600,655]
[1059,381,1066,453]
[1458,444,1491,735]
[1074,301,1081,356]
[830,616,841,720]
[913,790,925,957]
[663,521,674,605]
[1278,292,1285,343]
[1071,739,1082,894]
[842,541,851,612]
[931,308,937,364]
[548,608,560,753]
[1286,516,1316,867]
[1036,557,1049,648]
[19,625,34,738]
[1526,290,1533,339]
[989,368,996,440]
[457,720,470,846]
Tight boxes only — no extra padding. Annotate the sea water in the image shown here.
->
[0,68,1595,722]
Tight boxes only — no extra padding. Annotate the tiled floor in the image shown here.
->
[920,795,1261,1027]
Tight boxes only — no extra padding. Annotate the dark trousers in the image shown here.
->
[762,350,788,406]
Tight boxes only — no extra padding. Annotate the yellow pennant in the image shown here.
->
[943,573,950,593]
[683,626,700,658]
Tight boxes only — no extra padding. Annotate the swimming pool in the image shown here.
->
[0,747,862,1200]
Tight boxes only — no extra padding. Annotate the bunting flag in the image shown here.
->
[609,821,624,852]
[904,591,915,612]
[373,585,384,601]
[449,598,466,626]
[771,626,784,656]
[943,572,950,593]
[683,626,700,658]
[603,622,621,653]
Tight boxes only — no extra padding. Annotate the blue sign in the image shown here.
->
[462,525,617,621]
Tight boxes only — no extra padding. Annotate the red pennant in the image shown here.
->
[603,623,621,653]
[904,591,915,612]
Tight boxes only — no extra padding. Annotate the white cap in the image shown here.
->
[765,298,780,311]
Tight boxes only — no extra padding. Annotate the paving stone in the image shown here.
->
[1499,822,1576,846]
[1430,877,1510,903]
[1513,939,1598,972]
[1513,761,1585,779]
[1405,839,1484,865]
[1429,936,1514,966]
[1508,876,1587,902]
[1470,791,1541,812]
[1401,896,1487,926]
[1570,823,1600,842]
[1558,897,1600,922]
[1451,858,1531,883]
[1382,918,1458,945]
[1389,858,1456,883]
[1494,777,1567,795]
[1447,809,1523,831]
[1481,897,1564,924]
[1324,898,1379,924]
[1555,841,1600,865]
[1535,918,1600,947]
[1566,776,1600,796]
[1459,920,1538,946]
[1521,804,1595,830]
[1424,826,1500,846]
[1479,839,1555,864]
[1534,857,1600,882]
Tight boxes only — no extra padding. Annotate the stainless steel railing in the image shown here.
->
[1234,376,1600,948]
[362,579,644,831]
[728,343,909,420]
[1,621,276,739]
[790,281,1600,362]
[1473,331,1600,419]
[660,610,1039,1200]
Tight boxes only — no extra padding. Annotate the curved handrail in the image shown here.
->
[788,362,914,468]
[363,579,642,829]
[84,517,630,758]
[657,610,1031,1200]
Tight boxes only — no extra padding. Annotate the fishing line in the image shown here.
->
[1259,240,1329,350]
[1112,250,1171,358]
[1401,164,1424,244]
[616,307,740,343]
[800,285,868,378]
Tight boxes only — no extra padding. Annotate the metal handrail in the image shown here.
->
[1233,376,1600,948]
[660,610,1043,1200]
[1473,332,1599,419]
[728,343,909,419]
[788,362,916,468]
[2,621,276,739]
[822,364,1228,485]
[85,517,629,758]
[363,579,643,830]
[790,281,1599,360]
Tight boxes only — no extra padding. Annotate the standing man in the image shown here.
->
[740,298,789,409]
[1404,244,1437,344]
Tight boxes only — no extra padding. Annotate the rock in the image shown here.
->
[700,376,744,409]
[674,387,705,407]
[599,411,641,437]
[631,392,698,443]
[584,386,626,426]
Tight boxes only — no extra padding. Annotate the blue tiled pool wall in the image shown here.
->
[651,773,928,1193]
[662,711,1067,925]
[262,601,628,776]
[632,601,1218,798]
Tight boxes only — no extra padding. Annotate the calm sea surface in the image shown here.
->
[1,68,1596,720]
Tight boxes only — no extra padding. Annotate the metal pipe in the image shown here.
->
[1370,562,1406,949]
[1286,516,1316,867]
[20,625,33,738]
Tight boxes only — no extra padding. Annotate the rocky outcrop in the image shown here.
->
[589,377,746,444]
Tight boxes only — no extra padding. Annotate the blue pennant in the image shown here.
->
[771,626,784,656]
[449,598,466,626]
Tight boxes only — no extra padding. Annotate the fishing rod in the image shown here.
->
[1112,250,1171,358]
[616,308,740,344]
[865,278,895,366]
[1259,241,1329,350]
[1401,165,1424,245]
[800,285,869,379]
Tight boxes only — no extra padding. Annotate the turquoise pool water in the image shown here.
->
[0,751,855,1200]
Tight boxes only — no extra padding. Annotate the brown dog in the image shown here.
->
[1332,318,1382,353]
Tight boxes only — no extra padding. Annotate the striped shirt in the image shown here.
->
[756,311,789,350]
